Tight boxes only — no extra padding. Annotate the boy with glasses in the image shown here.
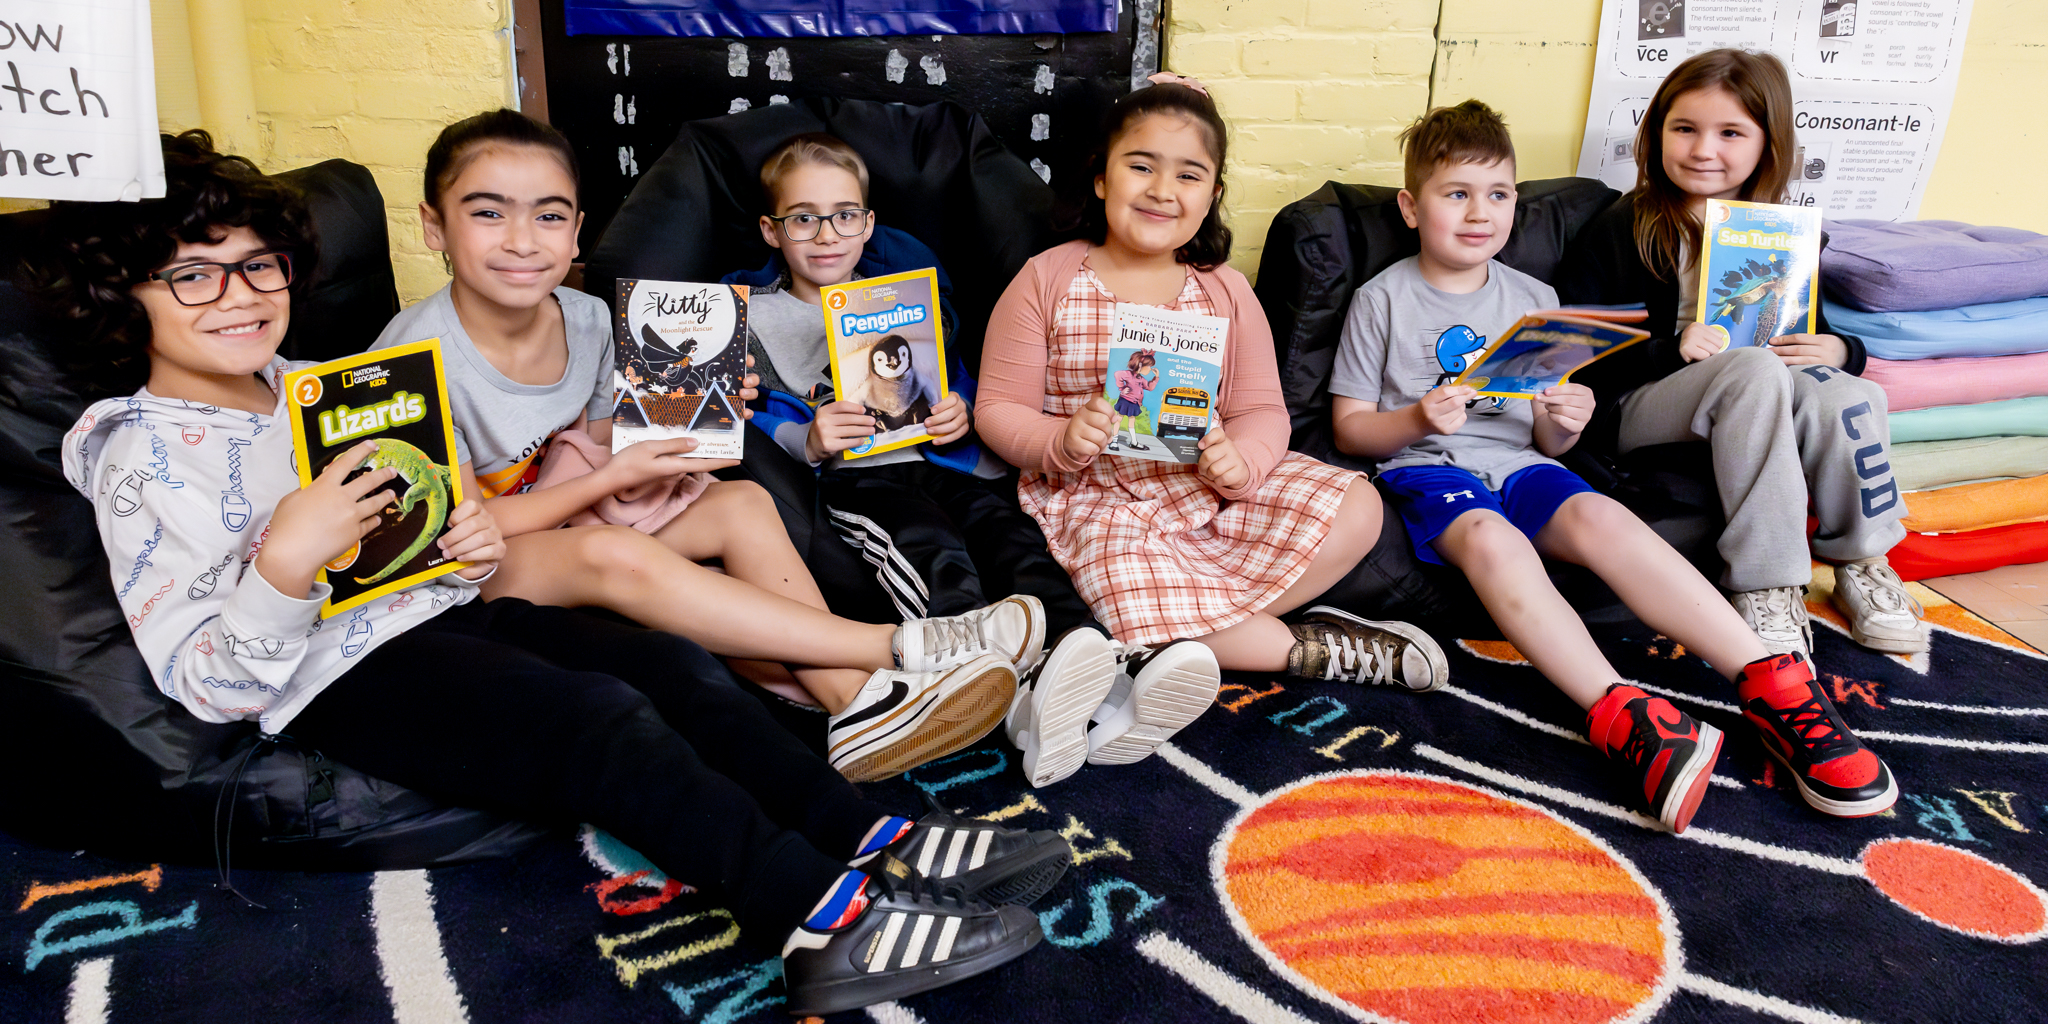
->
[729,133,1122,789]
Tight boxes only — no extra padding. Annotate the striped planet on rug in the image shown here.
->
[5,574,2045,1023]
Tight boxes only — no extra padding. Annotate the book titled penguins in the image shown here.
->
[1697,198,1823,350]
[283,339,468,617]
[1449,309,1650,400]
[611,280,749,460]
[821,268,948,460]
[1101,303,1228,464]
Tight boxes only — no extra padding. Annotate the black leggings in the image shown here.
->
[284,598,894,946]
[820,462,1099,638]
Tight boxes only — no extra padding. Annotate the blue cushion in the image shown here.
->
[1824,297,2048,361]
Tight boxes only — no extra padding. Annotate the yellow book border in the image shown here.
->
[1696,198,1821,350]
[1450,314,1649,400]
[283,338,467,617]
[821,268,950,460]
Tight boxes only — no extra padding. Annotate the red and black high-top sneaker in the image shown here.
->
[1586,683,1724,834]
[1738,652,1899,817]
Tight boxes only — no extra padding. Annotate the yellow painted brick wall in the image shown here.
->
[1174,0,2048,279]
[239,0,514,303]
[1165,0,1440,276]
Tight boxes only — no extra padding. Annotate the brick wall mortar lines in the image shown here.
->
[246,1,512,303]
[1168,2,1441,276]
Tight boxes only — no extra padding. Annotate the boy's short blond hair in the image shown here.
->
[1398,100,1516,194]
[759,132,870,208]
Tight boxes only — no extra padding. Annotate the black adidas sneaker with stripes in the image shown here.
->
[855,794,1073,906]
[781,868,1042,1016]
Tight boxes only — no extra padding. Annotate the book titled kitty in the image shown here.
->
[284,339,467,616]
[821,268,948,460]
[1697,199,1823,350]
[611,280,749,460]
[1102,303,1229,464]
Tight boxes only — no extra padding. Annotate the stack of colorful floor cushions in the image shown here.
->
[1824,219,2048,580]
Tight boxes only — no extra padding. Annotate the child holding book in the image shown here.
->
[728,132,1119,788]
[47,130,1057,1014]
[1330,100,1896,828]
[977,76,1450,773]
[1556,49,1924,659]
[372,110,1048,783]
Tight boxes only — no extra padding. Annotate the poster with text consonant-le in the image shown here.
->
[1577,0,1973,221]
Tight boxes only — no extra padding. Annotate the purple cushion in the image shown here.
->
[1821,219,2048,313]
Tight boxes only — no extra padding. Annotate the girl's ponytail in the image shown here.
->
[1628,48,1796,279]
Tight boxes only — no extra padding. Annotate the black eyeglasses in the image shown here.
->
[766,208,872,242]
[147,252,294,306]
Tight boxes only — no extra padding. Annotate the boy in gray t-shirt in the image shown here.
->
[1329,100,1898,834]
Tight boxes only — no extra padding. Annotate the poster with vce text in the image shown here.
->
[1577,0,1973,221]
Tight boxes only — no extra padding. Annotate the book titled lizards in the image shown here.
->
[1697,198,1823,350]
[611,280,749,459]
[284,339,468,616]
[1102,303,1229,464]
[822,268,948,460]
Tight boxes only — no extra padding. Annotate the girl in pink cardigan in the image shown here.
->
[976,78,1449,773]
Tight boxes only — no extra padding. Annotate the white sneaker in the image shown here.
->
[1004,626,1119,788]
[1731,586,1814,659]
[1084,640,1221,766]
[896,595,1047,674]
[1831,558,1930,654]
[827,656,1017,783]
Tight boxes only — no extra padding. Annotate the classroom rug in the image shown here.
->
[4,582,2046,1024]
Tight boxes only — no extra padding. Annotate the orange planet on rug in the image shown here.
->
[1215,772,1678,1024]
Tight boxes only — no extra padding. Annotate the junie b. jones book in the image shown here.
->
[284,339,467,616]
[1450,309,1650,400]
[822,268,948,459]
[1697,198,1822,351]
[611,280,749,460]
[1103,303,1229,464]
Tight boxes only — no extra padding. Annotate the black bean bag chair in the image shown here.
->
[583,97,1058,624]
[0,159,546,870]
[1255,178,1725,628]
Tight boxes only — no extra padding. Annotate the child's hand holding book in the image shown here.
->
[1059,397,1118,464]
[1195,425,1248,492]
[438,499,506,579]
[1416,384,1478,436]
[923,392,972,445]
[258,440,403,599]
[806,401,880,463]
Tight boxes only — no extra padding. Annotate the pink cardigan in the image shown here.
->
[976,241,1293,502]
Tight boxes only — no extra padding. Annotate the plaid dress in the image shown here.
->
[1017,263,1361,645]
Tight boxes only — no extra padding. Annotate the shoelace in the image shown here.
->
[1842,561,1922,617]
[922,613,991,661]
[1763,692,1857,763]
[1614,705,1664,771]
[872,859,974,913]
[1315,628,1395,685]
[1747,587,1805,638]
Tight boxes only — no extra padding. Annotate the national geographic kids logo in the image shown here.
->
[342,365,392,388]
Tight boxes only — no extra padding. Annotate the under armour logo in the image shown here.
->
[1443,490,1475,503]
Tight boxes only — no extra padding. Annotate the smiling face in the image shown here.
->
[1399,158,1517,286]
[760,162,872,296]
[1093,113,1220,260]
[136,224,290,398]
[420,143,582,315]
[1660,86,1766,203]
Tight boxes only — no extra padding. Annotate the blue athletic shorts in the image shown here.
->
[1378,463,1596,565]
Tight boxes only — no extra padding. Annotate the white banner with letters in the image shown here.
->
[0,0,163,201]
[1576,0,1973,221]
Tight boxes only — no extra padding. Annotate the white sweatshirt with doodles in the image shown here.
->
[62,358,479,733]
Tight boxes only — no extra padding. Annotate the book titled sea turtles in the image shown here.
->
[284,339,468,616]
[1697,198,1823,350]
[1102,303,1228,464]
[821,268,948,460]
[611,280,749,460]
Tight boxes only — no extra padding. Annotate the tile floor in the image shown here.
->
[1921,561,2048,652]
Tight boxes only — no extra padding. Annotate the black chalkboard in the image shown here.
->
[535,0,1158,253]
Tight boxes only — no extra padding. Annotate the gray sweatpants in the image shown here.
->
[1616,346,1907,592]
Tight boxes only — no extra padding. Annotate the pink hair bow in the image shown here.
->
[1146,72,1210,97]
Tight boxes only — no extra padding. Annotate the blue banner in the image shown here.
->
[564,0,1120,37]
